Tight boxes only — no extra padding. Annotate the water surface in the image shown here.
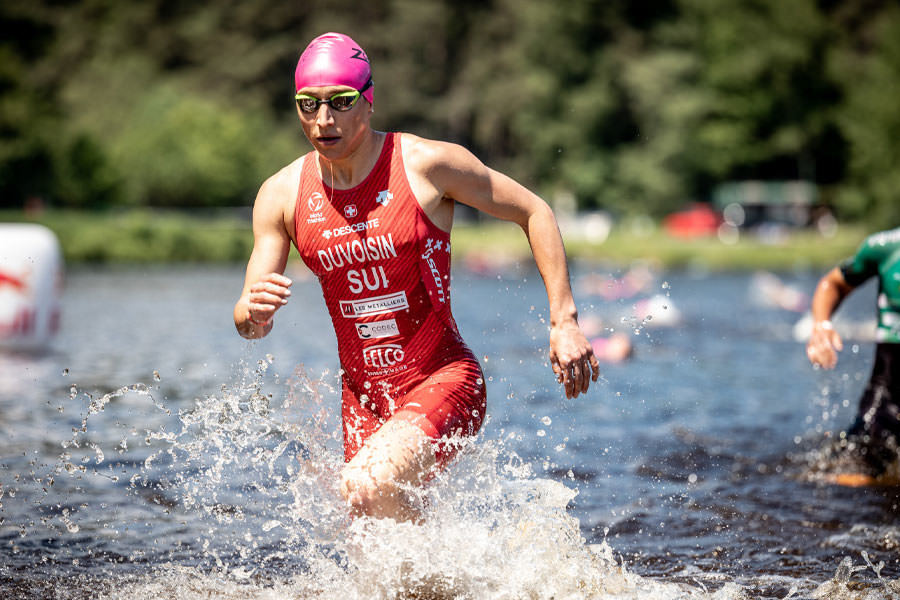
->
[1,263,897,599]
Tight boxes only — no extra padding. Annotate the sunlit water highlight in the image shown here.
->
[1,266,900,599]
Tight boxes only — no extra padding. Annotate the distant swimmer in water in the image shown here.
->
[577,263,655,301]
[590,333,633,364]
[233,33,599,521]
[579,314,633,363]
[806,227,900,486]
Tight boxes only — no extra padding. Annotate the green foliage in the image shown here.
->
[53,134,122,208]
[109,85,291,207]
[1,209,254,263]
[828,3,900,225]
[1,0,899,227]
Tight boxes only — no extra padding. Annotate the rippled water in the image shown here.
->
[1,263,898,599]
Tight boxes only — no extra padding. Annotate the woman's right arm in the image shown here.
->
[234,174,294,339]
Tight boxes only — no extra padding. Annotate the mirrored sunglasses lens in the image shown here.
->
[330,93,358,111]
[297,97,318,113]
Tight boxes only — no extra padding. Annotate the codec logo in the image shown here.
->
[356,319,399,339]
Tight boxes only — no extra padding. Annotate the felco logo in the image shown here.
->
[363,343,405,368]
[307,192,326,224]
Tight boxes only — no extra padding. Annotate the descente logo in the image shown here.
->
[321,217,380,240]
[375,190,393,207]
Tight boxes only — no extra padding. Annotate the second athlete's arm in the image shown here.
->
[806,266,854,369]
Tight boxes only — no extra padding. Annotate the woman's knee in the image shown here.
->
[340,462,403,514]
[338,418,438,518]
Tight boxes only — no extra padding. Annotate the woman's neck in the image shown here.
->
[317,130,385,189]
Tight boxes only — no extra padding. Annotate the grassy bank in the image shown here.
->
[452,220,867,272]
[1,209,254,264]
[1,209,867,271]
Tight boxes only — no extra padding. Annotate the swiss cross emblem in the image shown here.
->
[344,204,358,219]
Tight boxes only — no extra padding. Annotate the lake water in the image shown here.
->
[1,262,898,599]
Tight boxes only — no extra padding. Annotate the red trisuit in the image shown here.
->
[293,133,486,463]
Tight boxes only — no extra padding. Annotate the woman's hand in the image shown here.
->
[549,319,601,398]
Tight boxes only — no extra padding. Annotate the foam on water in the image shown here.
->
[5,352,900,599]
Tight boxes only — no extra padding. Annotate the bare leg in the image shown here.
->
[340,417,437,522]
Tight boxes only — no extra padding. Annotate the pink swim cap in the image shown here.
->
[294,32,373,104]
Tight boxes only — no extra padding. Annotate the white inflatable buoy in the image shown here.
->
[0,223,64,352]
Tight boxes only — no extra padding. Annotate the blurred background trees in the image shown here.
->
[1,0,898,225]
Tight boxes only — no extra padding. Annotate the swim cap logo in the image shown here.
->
[350,48,369,63]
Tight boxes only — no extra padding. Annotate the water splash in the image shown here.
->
[803,555,900,599]
[9,353,697,599]
[101,433,741,600]
[8,350,900,599]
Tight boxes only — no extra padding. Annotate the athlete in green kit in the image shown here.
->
[806,227,900,485]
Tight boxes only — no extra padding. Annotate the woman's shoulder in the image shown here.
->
[397,132,481,177]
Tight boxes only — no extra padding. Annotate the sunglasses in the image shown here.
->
[295,90,361,113]
[295,79,373,114]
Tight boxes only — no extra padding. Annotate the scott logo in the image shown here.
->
[308,192,325,213]
[421,238,447,303]
[363,344,405,368]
